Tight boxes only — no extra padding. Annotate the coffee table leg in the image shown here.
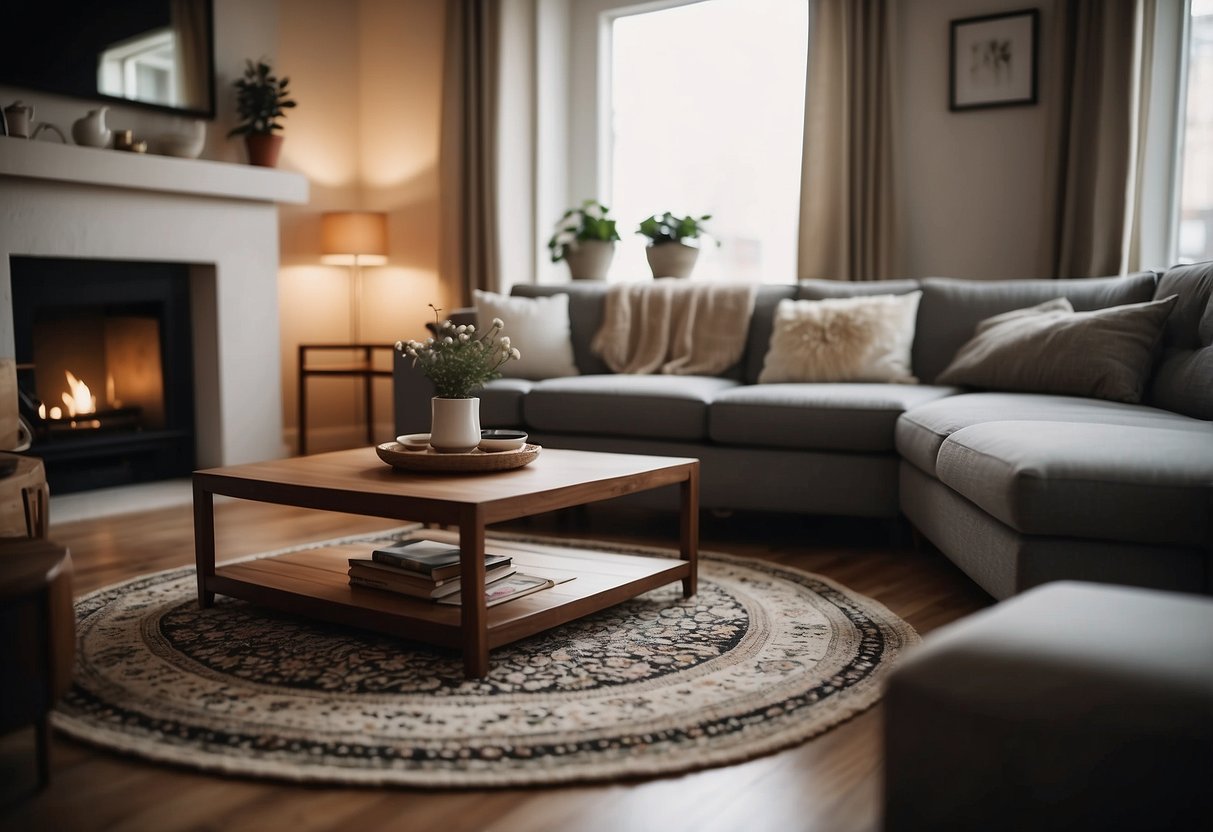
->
[193,481,215,608]
[680,464,699,597]
[459,509,489,678]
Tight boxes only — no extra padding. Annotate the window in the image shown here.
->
[1177,0,1213,263]
[607,0,808,282]
[98,29,178,108]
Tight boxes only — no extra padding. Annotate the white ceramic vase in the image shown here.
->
[646,242,699,278]
[564,240,615,280]
[72,107,112,148]
[429,397,481,453]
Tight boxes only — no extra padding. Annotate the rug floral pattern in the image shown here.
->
[55,532,919,787]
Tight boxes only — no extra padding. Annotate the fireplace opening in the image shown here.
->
[12,257,196,494]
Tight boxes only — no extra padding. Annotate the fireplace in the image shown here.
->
[12,256,195,493]
[1,137,307,483]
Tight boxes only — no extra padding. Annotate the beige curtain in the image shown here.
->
[440,0,501,304]
[1041,0,1138,278]
[797,0,897,282]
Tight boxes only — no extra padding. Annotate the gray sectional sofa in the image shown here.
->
[394,262,1213,600]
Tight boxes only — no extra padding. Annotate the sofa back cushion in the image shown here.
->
[742,285,798,382]
[512,283,611,374]
[913,273,1158,383]
[1147,260,1213,420]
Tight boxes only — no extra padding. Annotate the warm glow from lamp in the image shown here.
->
[319,211,389,343]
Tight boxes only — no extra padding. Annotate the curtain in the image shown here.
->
[797,0,897,282]
[440,0,501,303]
[1041,0,1138,278]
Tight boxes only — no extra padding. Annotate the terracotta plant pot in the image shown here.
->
[245,133,283,167]
[564,240,615,280]
[646,243,699,279]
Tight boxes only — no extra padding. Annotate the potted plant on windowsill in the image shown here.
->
[547,200,622,280]
[637,212,717,278]
[228,59,296,167]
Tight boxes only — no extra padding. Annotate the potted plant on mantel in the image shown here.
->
[228,58,296,168]
[637,212,717,278]
[547,200,622,280]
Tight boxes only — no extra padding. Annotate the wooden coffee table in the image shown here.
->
[193,447,698,677]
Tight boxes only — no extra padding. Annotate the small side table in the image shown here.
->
[0,539,74,791]
[297,344,396,455]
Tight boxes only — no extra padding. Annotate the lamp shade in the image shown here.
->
[320,211,388,265]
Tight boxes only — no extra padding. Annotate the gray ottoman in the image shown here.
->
[883,581,1213,831]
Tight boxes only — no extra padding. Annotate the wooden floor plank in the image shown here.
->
[0,498,992,832]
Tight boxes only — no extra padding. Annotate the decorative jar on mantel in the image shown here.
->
[72,107,112,148]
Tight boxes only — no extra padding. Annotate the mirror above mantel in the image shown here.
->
[0,0,215,119]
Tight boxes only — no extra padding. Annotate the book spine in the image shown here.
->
[371,551,443,574]
[348,575,437,598]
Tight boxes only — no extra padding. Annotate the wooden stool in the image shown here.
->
[0,539,74,790]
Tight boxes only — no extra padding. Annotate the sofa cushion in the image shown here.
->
[473,290,578,379]
[711,383,958,452]
[758,292,922,384]
[512,283,611,375]
[479,378,534,428]
[1148,260,1213,420]
[935,294,1178,403]
[934,420,1213,547]
[523,375,739,440]
[913,273,1158,384]
[896,392,1204,477]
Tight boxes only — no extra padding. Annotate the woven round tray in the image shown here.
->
[375,442,541,473]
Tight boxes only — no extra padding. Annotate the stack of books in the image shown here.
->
[348,539,556,606]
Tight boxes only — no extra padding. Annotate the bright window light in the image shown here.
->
[1177,0,1213,263]
[609,0,808,283]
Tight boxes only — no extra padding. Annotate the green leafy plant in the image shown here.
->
[547,200,622,263]
[227,59,297,137]
[396,306,521,399]
[636,212,717,247]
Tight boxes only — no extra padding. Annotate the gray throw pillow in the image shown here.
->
[936,294,1179,403]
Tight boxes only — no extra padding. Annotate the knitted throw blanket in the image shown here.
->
[591,279,759,375]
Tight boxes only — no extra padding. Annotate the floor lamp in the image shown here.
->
[320,211,388,344]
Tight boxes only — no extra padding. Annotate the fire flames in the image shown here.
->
[62,371,97,417]
[37,370,104,422]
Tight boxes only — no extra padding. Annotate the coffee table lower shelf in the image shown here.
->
[207,536,691,652]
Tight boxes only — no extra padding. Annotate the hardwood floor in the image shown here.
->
[1,497,991,832]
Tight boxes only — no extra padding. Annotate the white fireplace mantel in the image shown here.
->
[0,137,307,204]
[0,136,309,468]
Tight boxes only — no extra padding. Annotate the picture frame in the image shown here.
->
[949,8,1039,111]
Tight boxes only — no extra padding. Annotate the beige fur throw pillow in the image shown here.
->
[758,292,922,384]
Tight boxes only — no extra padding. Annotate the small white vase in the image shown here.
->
[72,107,112,148]
[429,397,481,453]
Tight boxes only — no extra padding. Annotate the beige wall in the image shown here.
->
[277,0,449,454]
[896,0,1057,279]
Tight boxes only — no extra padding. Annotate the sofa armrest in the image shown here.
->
[393,348,435,436]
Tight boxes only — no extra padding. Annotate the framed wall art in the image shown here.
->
[949,8,1039,111]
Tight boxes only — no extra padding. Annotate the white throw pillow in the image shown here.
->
[473,290,579,379]
[758,292,922,384]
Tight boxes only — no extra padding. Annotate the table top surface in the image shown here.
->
[194,446,698,509]
[0,538,71,599]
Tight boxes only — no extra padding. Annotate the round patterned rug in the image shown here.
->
[54,530,919,787]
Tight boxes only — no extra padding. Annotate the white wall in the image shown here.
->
[895,0,1057,279]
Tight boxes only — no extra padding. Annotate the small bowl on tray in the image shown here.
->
[478,429,528,452]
